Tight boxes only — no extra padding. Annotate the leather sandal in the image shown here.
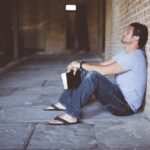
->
[48,116,80,125]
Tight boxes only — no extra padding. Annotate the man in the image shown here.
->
[45,22,148,125]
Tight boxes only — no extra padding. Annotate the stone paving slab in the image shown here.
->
[0,87,17,96]
[0,72,63,89]
[12,86,63,96]
[0,94,41,108]
[27,123,97,150]
[16,63,67,70]
[0,73,63,88]
[4,69,64,78]
[95,118,150,150]
[0,123,34,150]
[0,71,61,89]
[38,94,62,104]
[0,78,44,88]
[0,105,63,123]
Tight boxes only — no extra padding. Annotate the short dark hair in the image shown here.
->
[130,22,148,49]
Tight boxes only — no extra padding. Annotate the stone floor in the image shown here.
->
[0,54,150,150]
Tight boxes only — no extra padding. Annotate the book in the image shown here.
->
[61,70,81,89]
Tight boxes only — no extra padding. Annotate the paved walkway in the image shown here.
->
[0,54,150,150]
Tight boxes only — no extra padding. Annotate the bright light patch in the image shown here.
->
[66,5,76,11]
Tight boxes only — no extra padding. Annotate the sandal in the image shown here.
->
[48,116,80,125]
[44,104,65,111]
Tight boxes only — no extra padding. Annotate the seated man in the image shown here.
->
[45,22,148,125]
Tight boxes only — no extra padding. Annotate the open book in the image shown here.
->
[61,70,81,89]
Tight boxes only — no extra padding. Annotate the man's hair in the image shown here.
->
[130,22,148,49]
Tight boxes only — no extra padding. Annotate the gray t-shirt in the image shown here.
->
[112,49,147,112]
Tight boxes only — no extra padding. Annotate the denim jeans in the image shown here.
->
[59,70,134,118]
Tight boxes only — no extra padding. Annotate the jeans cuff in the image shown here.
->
[65,110,80,118]
[59,101,67,108]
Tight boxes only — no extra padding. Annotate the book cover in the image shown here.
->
[61,70,81,89]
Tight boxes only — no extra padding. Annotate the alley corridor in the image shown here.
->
[0,54,150,150]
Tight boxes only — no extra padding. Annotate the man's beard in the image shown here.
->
[121,37,132,44]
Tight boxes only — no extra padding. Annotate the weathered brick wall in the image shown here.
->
[105,0,150,119]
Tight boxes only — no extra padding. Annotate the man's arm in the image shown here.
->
[79,59,115,66]
[81,62,124,76]
[99,59,115,66]
[68,60,124,76]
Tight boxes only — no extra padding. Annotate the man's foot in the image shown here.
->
[44,102,66,111]
[48,113,79,125]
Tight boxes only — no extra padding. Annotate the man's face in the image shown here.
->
[121,26,136,44]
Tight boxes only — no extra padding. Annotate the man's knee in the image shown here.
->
[86,71,102,79]
[84,71,102,86]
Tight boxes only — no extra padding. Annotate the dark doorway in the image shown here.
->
[66,4,89,51]
[76,4,89,51]
[66,10,77,49]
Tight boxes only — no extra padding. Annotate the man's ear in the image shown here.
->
[134,36,139,41]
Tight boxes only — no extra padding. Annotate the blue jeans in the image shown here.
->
[59,70,134,118]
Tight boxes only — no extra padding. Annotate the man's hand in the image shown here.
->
[67,61,80,75]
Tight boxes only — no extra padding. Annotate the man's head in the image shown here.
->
[121,22,148,49]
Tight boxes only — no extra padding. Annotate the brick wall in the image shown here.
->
[105,0,150,119]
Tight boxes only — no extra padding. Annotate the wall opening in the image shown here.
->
[65,4,76,11]
[66,3,89,52]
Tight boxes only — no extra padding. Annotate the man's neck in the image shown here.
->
[125,44,139,53]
